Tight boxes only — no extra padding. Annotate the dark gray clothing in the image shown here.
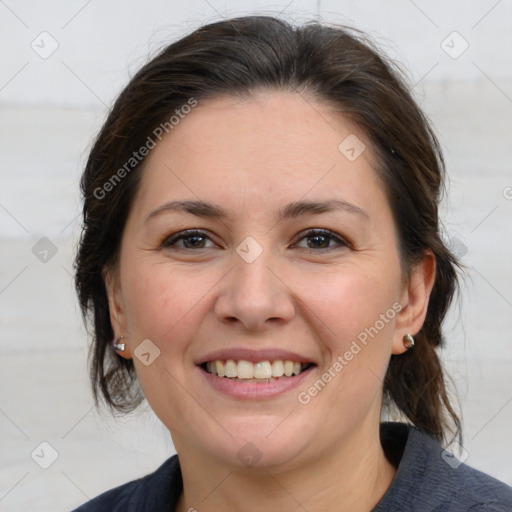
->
[72,422,512,511]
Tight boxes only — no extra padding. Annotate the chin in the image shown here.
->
[198,413,319,472]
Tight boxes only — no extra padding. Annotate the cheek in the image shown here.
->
[295,263,400,344]
[120,260,218,428]
[292,285,395,421]
[122,258,220,346]
[296,262,401,402]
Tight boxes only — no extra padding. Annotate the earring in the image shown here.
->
[113,336,126,352]
[403,333,415,349]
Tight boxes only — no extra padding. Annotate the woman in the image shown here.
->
[72,15,512,512]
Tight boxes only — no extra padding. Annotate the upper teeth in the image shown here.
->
[206,360,304,379]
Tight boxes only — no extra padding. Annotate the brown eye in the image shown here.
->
[294,229,349,251]
[162,230,215,249]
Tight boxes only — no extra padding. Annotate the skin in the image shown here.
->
[105,90,436,511]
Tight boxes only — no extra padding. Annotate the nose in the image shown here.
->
[213,246,296,332]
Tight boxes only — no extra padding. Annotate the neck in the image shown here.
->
[175,421,396,512]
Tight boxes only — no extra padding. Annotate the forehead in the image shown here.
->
[151,91,370,166]
[134,91,386,218]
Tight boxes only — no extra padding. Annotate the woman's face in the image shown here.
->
[107,91,428,470]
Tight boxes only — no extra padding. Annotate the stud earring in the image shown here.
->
[113,336,126,352]
[403,333,415,349]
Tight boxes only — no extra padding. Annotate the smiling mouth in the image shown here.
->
[200,359,315,383]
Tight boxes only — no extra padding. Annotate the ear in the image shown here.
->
[104,266,132,359]
[392,250,436,355]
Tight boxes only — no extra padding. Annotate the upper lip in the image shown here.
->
[195,348,317,365]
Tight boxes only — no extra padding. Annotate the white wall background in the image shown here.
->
[1,1,511,511]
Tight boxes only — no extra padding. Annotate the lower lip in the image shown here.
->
[198,366,315,400]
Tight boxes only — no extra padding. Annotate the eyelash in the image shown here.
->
[161,228,350,252]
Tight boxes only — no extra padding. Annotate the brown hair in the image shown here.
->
[74,15,461,442]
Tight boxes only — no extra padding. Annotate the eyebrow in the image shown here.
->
[145,199,369,224]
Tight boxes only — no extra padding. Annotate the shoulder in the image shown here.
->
[376,422,512,512]
[70,454,182,512]
[444,459,512,511]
